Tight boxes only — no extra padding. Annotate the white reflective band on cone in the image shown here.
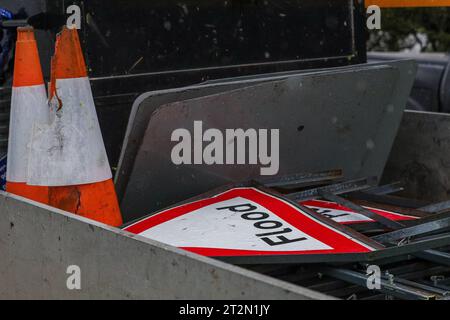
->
[7,84,49,182]
[27,77,112,186]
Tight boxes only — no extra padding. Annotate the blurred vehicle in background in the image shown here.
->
[369,51,450,113]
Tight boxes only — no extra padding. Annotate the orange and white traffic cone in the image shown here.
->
[6,27,49,204]
[27,27,123,227]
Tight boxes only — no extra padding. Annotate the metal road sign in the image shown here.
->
[122,181,450,265]
[301,199,419,225]
[118,61,416,222]
[123,187,381,264]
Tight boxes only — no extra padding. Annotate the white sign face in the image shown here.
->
[301,200,418,225]
[124,188,377,258]
[140,197,332,252]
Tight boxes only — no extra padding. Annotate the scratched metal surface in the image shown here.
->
[383,110,450,203]
[119,61,416,222]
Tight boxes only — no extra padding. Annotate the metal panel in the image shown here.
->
[115,79,267,200]
[0,192,331,300]
[119,61,416,221]
[48,0,366,78]
[115,64,386,200]
[382,110,450,203]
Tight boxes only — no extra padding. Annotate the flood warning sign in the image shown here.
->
[124,188,377,258]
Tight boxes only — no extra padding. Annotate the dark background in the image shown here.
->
[0,0,366,168]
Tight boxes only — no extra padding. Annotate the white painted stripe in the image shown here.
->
[7,84,49,182]
[27,77,112,186]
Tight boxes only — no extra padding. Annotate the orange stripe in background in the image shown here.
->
[366,0,450,7]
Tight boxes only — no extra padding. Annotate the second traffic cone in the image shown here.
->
[27,27,123,227]
[6,27,49,204]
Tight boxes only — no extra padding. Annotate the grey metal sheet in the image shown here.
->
[383,110,450,203]
[119,61,416,221]
[115,62,403,201]
[115,79,265,200]
[0,191,330,300]
[115,67,357,199]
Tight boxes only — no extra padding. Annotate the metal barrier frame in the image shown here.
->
[0,191,331,299]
